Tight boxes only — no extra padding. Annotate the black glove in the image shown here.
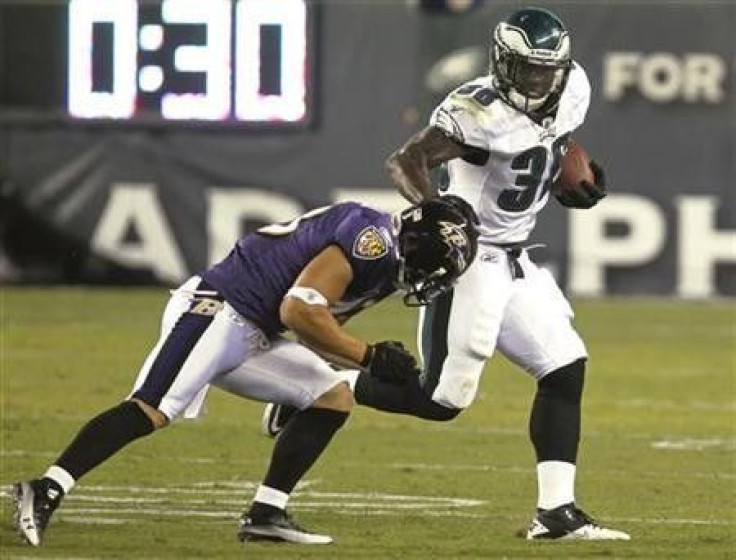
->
[439,194,480,225]
[556,159,607,209]
[361,340,419,384]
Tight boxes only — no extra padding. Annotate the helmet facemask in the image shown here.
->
[491,8,572,119]
[396,232,459,306]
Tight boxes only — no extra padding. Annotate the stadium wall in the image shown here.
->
[0,1,733,296]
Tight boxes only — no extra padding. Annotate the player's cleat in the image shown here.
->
[237,509,333,544]
[525,503,630,540]
[261,403,298,438]
[12,479,63,546]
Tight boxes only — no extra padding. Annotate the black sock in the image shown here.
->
[355,373,460,421]
[248,502,284,520]
[529,359,585,463]
[259,408,348,498]
[55,401,155,481]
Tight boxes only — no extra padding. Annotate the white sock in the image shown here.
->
[253,485,289,510]
[536,461,576,510]
[44,465,76,495]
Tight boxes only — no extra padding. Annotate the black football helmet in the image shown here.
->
[491,7,572,118]
[395,199,479,306]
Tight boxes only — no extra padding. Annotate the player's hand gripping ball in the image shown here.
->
[362,340,419,384]
[553,140,607,209]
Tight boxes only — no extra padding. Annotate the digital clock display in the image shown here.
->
[0,0,314,126]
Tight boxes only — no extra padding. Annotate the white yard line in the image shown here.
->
[3,482,732,528]
[611,398,735,413]
[0,449,217,463]
[651,438,736,451]
[54,507,733,526]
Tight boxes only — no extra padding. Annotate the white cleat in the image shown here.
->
[12,480,58,546]
[525,503,630,541]
[238,510,333,545]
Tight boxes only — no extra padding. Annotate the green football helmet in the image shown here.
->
[491,7,572,118]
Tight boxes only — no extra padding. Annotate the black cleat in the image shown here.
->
[12,479,63,546]
[261,403,298,438]
[238,509,333,544]
[525,503,630,540]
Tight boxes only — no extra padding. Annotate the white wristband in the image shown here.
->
[285,286,329,307]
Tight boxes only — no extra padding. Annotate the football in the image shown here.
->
[553,140,594,193]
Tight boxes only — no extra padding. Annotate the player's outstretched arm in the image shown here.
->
[386,126,472,204]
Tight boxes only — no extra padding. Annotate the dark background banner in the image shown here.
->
[1,1,734,296]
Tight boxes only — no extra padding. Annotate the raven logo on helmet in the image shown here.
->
[438,220,471,272]
[395,199,479,306]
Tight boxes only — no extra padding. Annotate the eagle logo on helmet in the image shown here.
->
[490,7,572,118]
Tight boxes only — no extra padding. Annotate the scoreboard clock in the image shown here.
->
[0,0,315,127]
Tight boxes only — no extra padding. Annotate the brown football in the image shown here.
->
[553,140,594,194]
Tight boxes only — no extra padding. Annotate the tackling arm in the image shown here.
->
[280,245,420,384]
[386,126,475,204]
[280,245,368,366]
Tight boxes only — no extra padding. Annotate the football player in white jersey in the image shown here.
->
[377,6,628,541]
[263,6,629,541]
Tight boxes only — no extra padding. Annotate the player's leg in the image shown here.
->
[12,398,160,547]
[13,279,251,546]
[350,290,463,420]
[357,247,512,417]
[263,248,512,431]
[262,369,456,435]
[265,354,458,432]
[497,254,629,540]
[214,339,354,544]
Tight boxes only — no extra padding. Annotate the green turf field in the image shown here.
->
[1,288,734,558]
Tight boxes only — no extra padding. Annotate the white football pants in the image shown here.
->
[418,245,587,410]
[129,276,352,420]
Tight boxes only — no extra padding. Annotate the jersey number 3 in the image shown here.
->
[498,135,568,212]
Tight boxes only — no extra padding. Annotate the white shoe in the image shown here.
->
[238,509,333,544]
[12,480,62,546]
[525,503,630,540]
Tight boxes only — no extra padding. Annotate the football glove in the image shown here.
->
[361,340,419,384]
[556,159,607,209]
[438,194,480,225]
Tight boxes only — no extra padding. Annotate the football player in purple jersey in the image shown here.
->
[12,199,477,547]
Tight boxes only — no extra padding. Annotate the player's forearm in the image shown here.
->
[386,148,437,204]
[387,126,472,203]
[284,305,368,366]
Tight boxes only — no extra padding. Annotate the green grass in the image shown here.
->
[1,288,734,558]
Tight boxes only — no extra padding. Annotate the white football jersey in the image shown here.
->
[430,62,591,244]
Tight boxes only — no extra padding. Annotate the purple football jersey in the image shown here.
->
[203,202,398,335]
